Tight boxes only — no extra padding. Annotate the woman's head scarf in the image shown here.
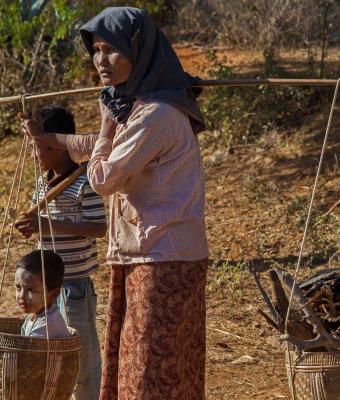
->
[80,7,205,133]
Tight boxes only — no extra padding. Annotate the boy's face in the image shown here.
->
[15,268,57,315]
[32,144,65,172]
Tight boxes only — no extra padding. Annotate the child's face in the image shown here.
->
[31,144,66,172]
[15,268,55,315]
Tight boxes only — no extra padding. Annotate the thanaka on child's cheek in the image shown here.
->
[15,268,46,315]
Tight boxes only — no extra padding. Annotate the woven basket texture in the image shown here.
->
[0,317,81,400]
[286,350,340,400]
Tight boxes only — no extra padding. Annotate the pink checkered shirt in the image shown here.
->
[67,100,209,264]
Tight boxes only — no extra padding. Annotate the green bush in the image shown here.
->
[200,49,325,148]
[0,0,171,136]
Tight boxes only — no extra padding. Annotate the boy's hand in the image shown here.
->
[14,213,38,238]
[18,112,43,138]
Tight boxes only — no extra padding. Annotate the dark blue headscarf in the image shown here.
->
[80,7,205,134]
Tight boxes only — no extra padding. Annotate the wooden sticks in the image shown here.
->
[0,78,339,106]
[27,164,86,216]
[255,268,340,352]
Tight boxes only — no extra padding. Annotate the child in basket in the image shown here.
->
[16,250,71,338]
[15,106,107,400]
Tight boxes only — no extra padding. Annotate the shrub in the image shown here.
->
[199,49,325,148]
[0,0,171,136]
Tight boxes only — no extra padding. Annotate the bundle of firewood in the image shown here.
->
[254,267,340,352]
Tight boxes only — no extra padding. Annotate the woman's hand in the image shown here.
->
[18,112,43,138]
[18,112,68,149]
[99,100,117,139]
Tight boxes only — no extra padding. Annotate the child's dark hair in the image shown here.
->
[16,250,64,291]
[41,106,75,134]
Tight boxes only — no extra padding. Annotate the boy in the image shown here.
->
[15,106,106,400]
[16,249,70,338]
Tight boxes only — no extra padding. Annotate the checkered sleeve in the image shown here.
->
[88,111,168,196]
[66,133,99,164]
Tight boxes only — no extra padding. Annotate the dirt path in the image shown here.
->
[0,46,339,398]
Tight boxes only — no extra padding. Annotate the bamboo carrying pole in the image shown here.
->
[0,78,338,213]
[27,164,87,215]
[0,78,339,106]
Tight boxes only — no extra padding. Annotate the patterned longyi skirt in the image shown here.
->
[99,259,208,400]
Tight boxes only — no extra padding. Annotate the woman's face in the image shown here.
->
[92,34,133,86]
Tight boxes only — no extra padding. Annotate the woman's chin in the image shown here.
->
[101,77,115,87]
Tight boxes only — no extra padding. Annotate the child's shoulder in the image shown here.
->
[71,172,91,194]
[74,172,104,203]
[75,171,90,185]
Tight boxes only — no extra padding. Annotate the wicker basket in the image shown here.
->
[0,317,81,400]
[286,350,340,400]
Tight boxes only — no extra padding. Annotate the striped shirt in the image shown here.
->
[33,172,106,279]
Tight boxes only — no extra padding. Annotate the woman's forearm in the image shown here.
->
[35,133,68,150]
[35,132,99,163]
[53,220,107,238]
[66,133,99,163]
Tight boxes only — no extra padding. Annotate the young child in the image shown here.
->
[16,250,71,338]
[15,106,107,400]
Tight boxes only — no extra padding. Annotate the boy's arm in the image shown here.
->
[15,181,106,238]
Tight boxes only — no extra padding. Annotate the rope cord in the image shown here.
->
[22,94,55,399]
[284,78,340,329]
[0,78,337,397]
[29,99,73,397]
[0,137,28,299]
[32,142,52,400]
[36,161,56,253]
[35,152,70,326]
[284,78,340,400]
[24,95,54,400]
[32,142,50,340]
[0,137,27,241]
[0,91,32,297]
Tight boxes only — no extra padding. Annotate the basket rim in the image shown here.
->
[0,331,81,353]
[286,349,340,370]
[0,317,81,353]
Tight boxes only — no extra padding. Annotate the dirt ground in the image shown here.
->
[0,46,339,399]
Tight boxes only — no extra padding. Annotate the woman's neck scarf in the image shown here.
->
[80,7,206,134]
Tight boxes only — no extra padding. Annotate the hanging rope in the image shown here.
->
[32,141,54,400]
[36,158,56,253]
[32,142,50,340]
[0,137,28,299]
[0,137,27,241]
[0,93,58,399]
[34,146,71,326]
[284,78,340,400]
[0,94,36,299]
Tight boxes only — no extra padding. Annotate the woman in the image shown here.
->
[22,7,209,400]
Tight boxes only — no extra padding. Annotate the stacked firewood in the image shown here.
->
[254,268,340,352]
